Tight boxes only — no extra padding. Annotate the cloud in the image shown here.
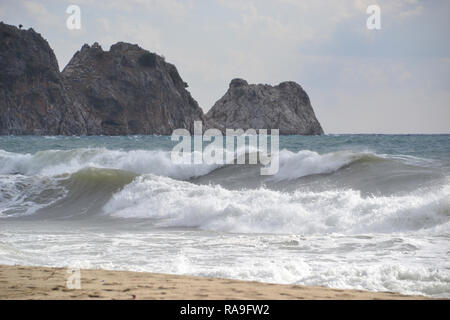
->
[64,0,195,16]
[101,19,161,53]
[318,88,450,134]
[218,0,426,44]
[1,0,447,133]
[21,0,59,27]
[397,5,423,20]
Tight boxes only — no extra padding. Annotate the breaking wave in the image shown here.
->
[1,147,448,230]
[103,174,450,235]
[1,135,449,298]
[0,147,421,181]
[272,149,383,181]
[0,148,219,180]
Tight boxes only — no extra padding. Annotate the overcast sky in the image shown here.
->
[1,0,449,133]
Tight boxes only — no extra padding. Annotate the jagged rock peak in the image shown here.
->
[61,41,205,135]
[0,21,86,135]
[0,22,205,135]
[206,78,324,135]
[229,78,248,88]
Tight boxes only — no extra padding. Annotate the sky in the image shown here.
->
[1,0,449,133]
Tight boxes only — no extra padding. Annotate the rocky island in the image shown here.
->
[0,22,323,135]
[0,22,86,135]
[206,78,323,135]
[0,22,204,135]
[61,41,205,135]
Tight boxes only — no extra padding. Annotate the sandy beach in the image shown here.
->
[0,264,428,300]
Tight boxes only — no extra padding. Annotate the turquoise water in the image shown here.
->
[0,134,449,297]
[1,135,449,160]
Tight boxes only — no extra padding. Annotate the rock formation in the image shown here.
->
[62,42,205,135]
[0,22,323,136]
[0,22,204,135]
[206,78,323,135]
[0,22,86,135]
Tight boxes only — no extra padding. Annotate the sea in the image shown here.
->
[0,134,449,298]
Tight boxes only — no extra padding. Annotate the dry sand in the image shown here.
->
[0,264,428,300]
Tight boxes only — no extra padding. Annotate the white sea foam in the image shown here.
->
[0,148,386,181]
[103,174,450,235]
[1,136,449,298]
[0,148,220,180]
[272,149,373,181]
[1,225,448,297]
[0,174,67,217]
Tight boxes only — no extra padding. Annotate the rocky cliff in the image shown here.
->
[206,78,324,135]
[0,22,204,135]
[62,42,205,135]
[0,22,86,135]
[0,22,323,136]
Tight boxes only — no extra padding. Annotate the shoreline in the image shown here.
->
[0,264,429,300]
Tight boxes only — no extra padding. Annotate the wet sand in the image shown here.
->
[0,264,428,300]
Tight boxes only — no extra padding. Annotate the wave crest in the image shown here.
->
[103,175,450,235]
[272,149,383,181]
[0,148,220,180]
[0,148,395,182]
